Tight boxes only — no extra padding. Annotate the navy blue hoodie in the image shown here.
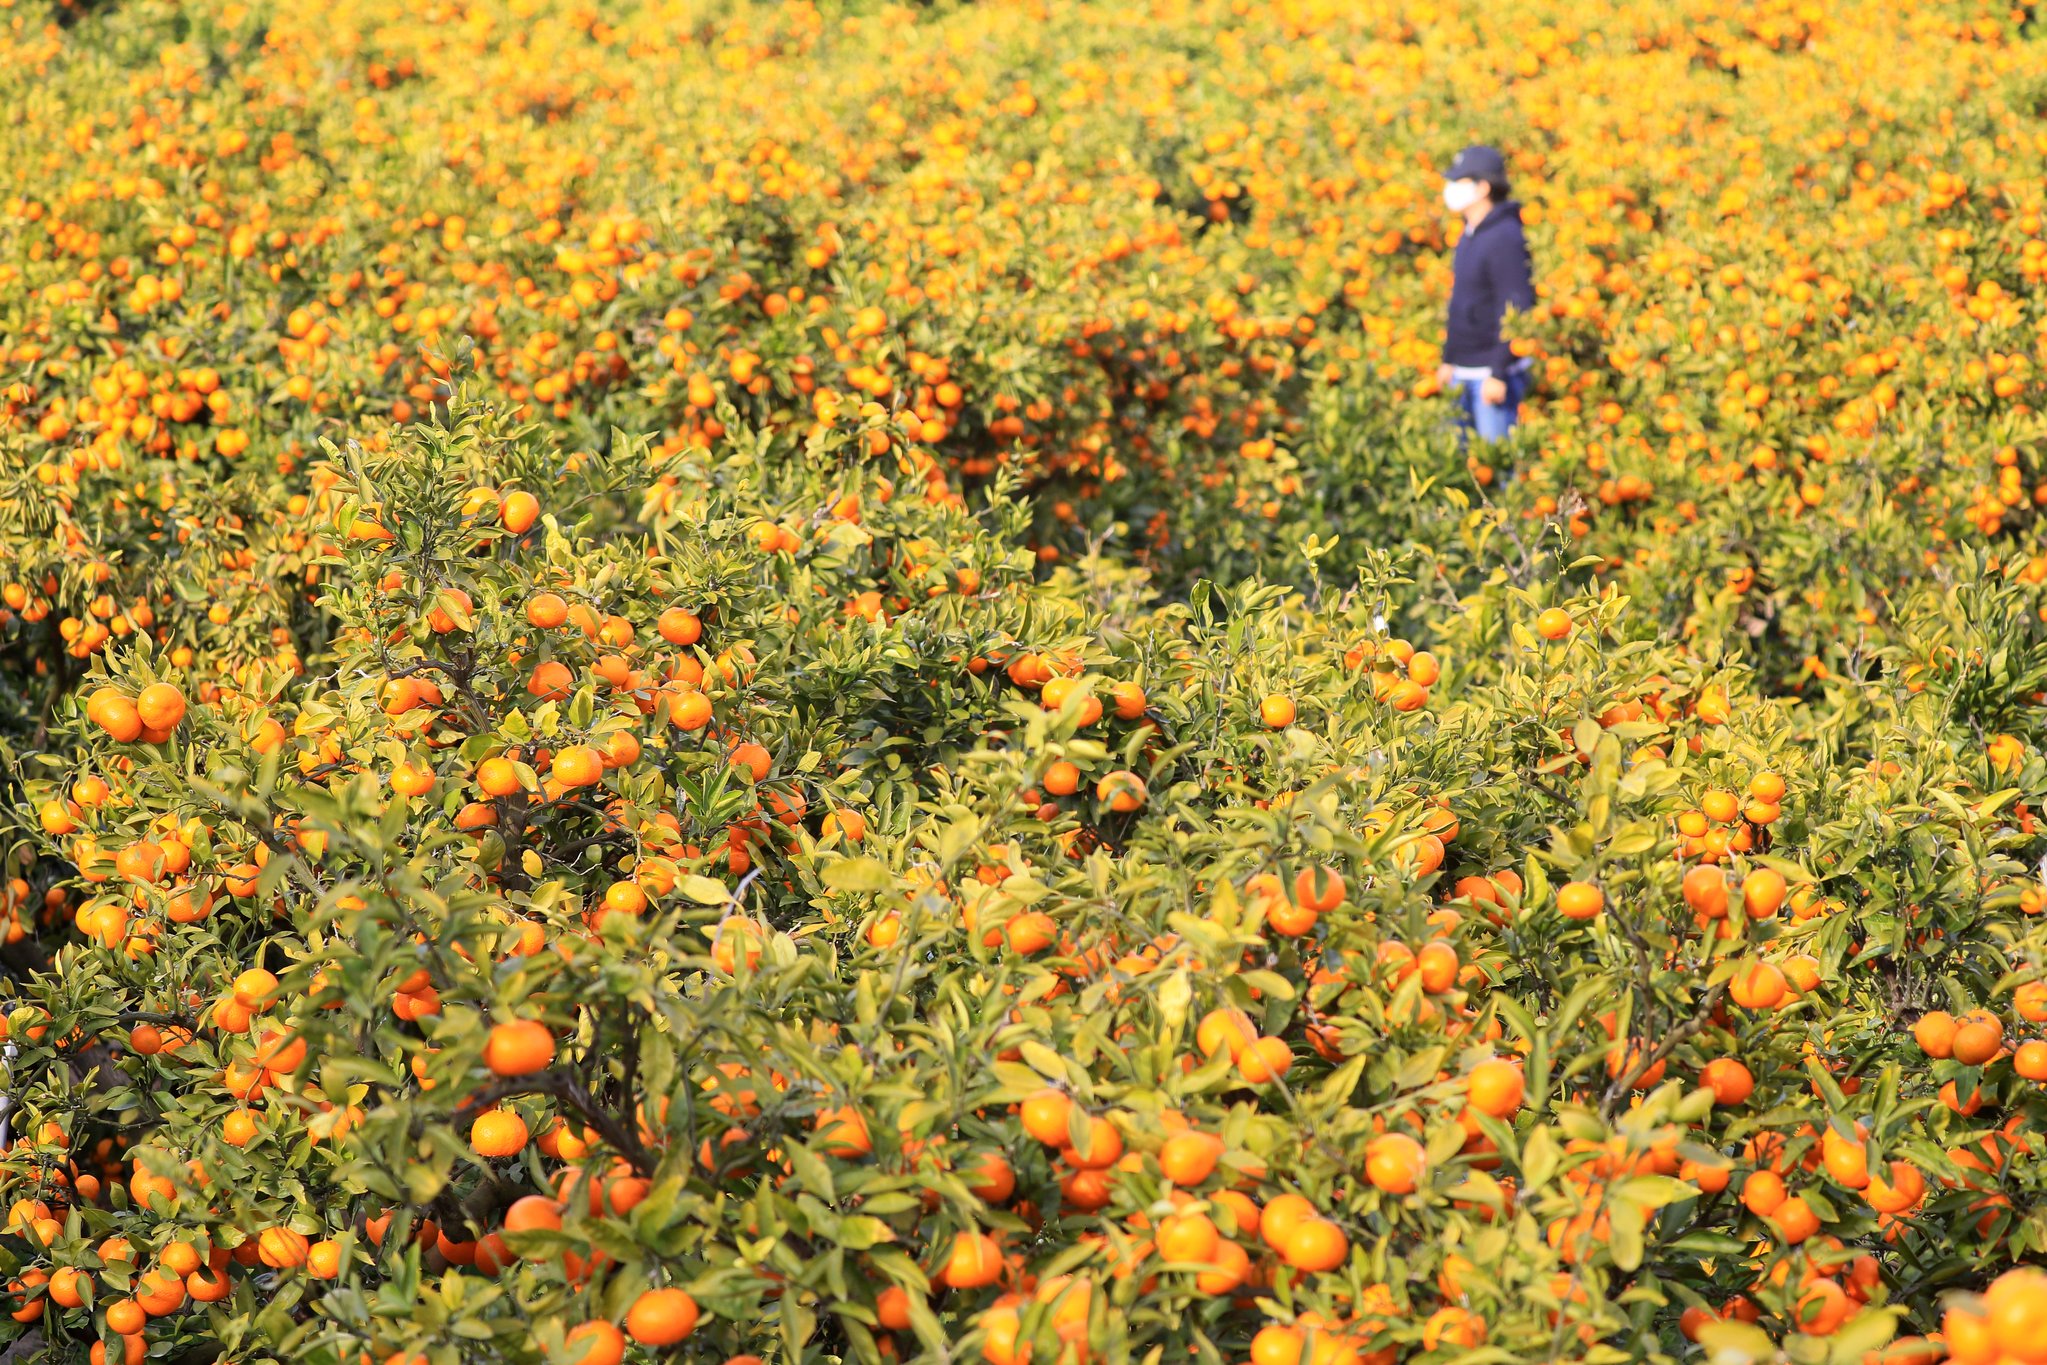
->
[1443,201,1535,379]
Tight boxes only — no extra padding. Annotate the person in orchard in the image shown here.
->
[1436,144,1536,442]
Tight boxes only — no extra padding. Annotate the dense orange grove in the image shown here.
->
[3,3,2047,1365]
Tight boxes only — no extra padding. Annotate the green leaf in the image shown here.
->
[1611,1174,1696,1208]
[678,875,731,904]
[1606,821,1659,856]
[1238,970,1296,1001]
[824,858,896,893]
[1607,1196,1645,1271]
[1696,1320,1778,1363]
[435,588,476,631]
[1825,1306,1901,1362]
[785,1138,837,1201]
[1520,1125,1560,1189]
[1020,1041,1071,1083]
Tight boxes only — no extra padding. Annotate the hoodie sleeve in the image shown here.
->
[1483,220,1536,379]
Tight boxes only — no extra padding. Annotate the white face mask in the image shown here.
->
[1443,179,1484,213]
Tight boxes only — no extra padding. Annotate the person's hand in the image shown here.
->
[1436,363,1454,386]
[1480,375,1508,405]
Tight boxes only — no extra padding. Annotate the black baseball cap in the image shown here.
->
[1445,145,1507,182]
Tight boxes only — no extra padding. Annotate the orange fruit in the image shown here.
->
[874,1285,914,1332]
[1534,608,1572,639]
[1158,1131,1224,1186]
[1415,940,1459,993]
[816,1105,872,1158]
[185,1266,231,1304]
[1065,1115,1123,1169]
[1257,1193,1313,1254]
[657,608,703,645]
[1913,1010,1957,1059]
[670,690,714,731]
[135,683,186,731]
[1425,1306,1488,1351]
[484,1020,555,1076]
[1000,911,1054,955]
[159,1242,200,1277]
[1866,1160,1925,1214]
[527,592,568,627]
[1259,694,1296,728]
[1193,1237,1251,1294]
[503,1195,564,1235]
[1293,866,1346,911]
[1681,865,1728,918]
[1466,1059,1525,1117]
[1741,867,1786,918]
[1250,1326,1304,1365]
[1195,1007,1257,1060]
[1364,1132,1425,1193]
[1770,1195,1818,1244]
[1236,1036,1292,1083]
[49,1267,88,1309]
[476,756,522,796]
[562,1320,625,1365]
[500,490,540,534]
[822,808,867,842]
[1095,769,1146,811]
[1280,1217,1347,1272]
[968,1152,1017,1205]
[1985,1268,2047,1357]
[1556,881,1603,920]
[552,745,604,788]
[1951,1013,2004,1065]
[94,695,143,742]
[1741,1170,1786,1217]
[1820,1123,1870,1190]
[1728,961,1785,1010]
[91,1338,145,1365]
[1155,1211,1220,1265]
[1211,1190,1260,1240]
[940,1232,1004,1288]
[1263,897,1317,937]
[1699,1057,1753,1107]
[728,742,772,781]
[1042,760,1081,796]
[625,1288,700,1346]
[471,1108,529,1157]
[528,661,574,700]
[232,968,279,1009]
[1794,1278,1848,1335]
[426,588,472,634]
[257,1227,309,1269]
[306,1240,342,1279]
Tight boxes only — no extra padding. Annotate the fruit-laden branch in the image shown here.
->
[452,1071,656,1177]
[1600,982,1727,1119]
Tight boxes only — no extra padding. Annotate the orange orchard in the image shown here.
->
[2,1,2047,1364]
[3,389,2044,1363]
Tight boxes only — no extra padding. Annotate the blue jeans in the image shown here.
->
[1453,368,1528,443]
